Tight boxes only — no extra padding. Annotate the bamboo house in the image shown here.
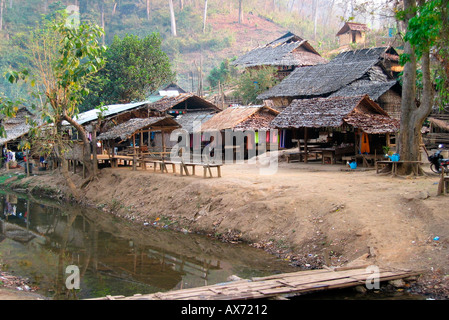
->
[258,46,402,120]
[97,116,181,166]
[271,95,400,166]
[336,22,370,47]
[200,105,280,160]
[232,32,328,79]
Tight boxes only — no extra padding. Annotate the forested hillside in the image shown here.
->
[0,0,397,104]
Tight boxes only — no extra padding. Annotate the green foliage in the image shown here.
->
[6,10,106,135]
[234,67,278,105]
[397,0,449,108]
[207,58,238,88]
[400,0,442,59]
[81,33,174,109]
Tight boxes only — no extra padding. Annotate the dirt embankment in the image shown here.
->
[4,159,449,298]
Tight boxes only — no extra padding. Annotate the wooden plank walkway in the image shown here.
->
[88,267,421,300]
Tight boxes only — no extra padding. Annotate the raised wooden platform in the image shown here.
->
[88,267,420,300]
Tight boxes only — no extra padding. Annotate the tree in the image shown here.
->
[4,11,106,200]
[207,58,238,88]
[0,0,4,31]
[396,0,448,174]
[234,67,278,105]
[203,0,208,33]
[169,0,177,36]
[81,33,175,108]
[238,0,244,24]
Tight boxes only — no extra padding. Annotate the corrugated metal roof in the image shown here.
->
[72,98,164,125]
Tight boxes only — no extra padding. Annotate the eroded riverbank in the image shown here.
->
[2,160,449,299]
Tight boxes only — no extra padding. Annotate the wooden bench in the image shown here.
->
[203,163,222,178]
[162,161,199,176]
[175,162,222,178]
[286,152,303,163]
[286,151,320,163]
[375,160,423,176]
[180,162,200,176]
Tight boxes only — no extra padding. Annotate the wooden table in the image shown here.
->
[376,160,423,176]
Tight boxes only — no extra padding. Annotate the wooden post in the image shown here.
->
[111,141,116,168]
[162,130,166,155]
[25,150,30,177]
[5,143,8,171]
[139,129,144,169]
[83,162,86,179]
[133,134,137,171]
[304,127,308,163]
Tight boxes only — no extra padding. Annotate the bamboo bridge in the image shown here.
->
[89,266,421,300]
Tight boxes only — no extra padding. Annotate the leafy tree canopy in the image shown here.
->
[207,58,238,88]
[81,33,175,110]
[234,66,278,105]
[397,0,449,107]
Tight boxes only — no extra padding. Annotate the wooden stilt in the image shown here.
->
[304,127,308,163]
[132,134,137,171]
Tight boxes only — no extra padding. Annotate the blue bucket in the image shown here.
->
[390,154,400,162]
[349,161,357,169]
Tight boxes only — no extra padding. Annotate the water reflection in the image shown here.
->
[0,191,296,300]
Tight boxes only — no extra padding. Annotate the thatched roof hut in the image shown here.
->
[200,105,279,132]
[97,117,180,141]
[0,107,35,147]
[336,22,371,36]
[258,46,399,101]
[271,95,399,134]
[423,115,449,148]
[336,22,370,47]
[232,32,327,78]
[146,93,221,114]
[329,80,402,120]
[428,117,449,132]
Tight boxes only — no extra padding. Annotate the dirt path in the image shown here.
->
[4,156,449,298]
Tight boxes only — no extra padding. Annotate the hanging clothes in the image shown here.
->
[360,132,370,154]
[280,130,286,148]
[247,135,253,150]
[255,132,259,144]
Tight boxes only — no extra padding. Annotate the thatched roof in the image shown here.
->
[270,95,399,134]
[0,107,35,146]
[97,117,180,141]
[201,105,279,131]
[428,117,449,131]
[232,32,327,68]
[329,80,400,100]
[258,46,398,100]
[336,22,370,36]
[147,93,220,113]
[174,111,215,133]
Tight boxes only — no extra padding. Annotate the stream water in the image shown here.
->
[0,190,298,300]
